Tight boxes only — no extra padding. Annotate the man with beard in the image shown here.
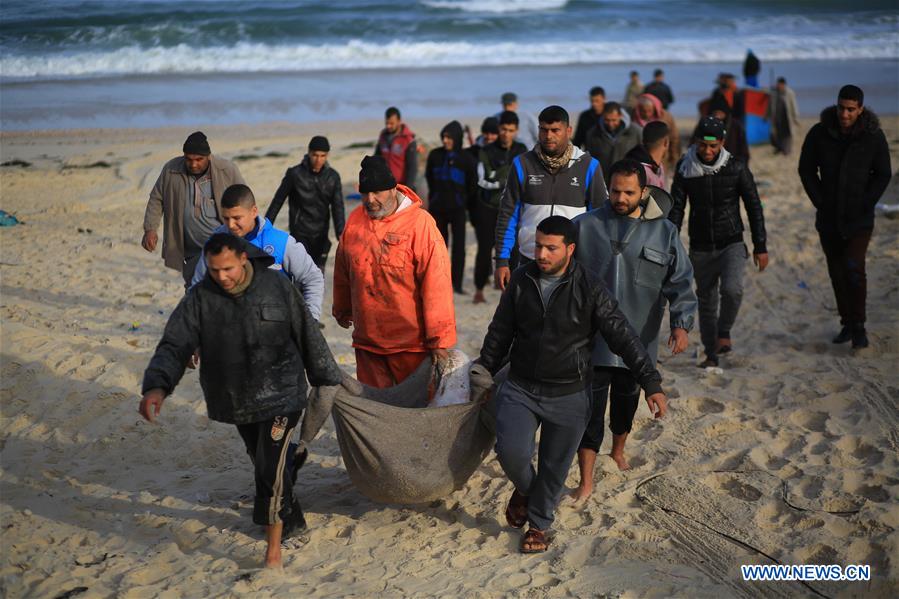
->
[478,215,666,553]
[571,159,695,499]
[669,117,768,368]
[493,105,607,290]
[141,131,245,286]
[333,156,456,387]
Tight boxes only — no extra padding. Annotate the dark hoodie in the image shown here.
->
[425,120,479,213]
[142,243,342,425]
[798,106,891,237]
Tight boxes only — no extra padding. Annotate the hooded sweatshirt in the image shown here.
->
[333,184,457,354]
[425,121,479,213]
[625,144,667,190]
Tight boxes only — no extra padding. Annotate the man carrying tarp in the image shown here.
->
[139,233,344,569]
[333,155,457,388]
[478,215,667,554]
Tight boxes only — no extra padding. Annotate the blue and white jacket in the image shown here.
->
[494,145,607,265]
[191,215,324,320]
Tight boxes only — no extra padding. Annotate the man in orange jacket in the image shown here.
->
[333,156,457,387]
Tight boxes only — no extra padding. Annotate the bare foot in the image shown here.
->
[610,452,631,471]
[264,552,282,569]
[473,290,486,304]
[568,482,593,502]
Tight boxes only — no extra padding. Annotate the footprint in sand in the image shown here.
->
[790,410,829,432]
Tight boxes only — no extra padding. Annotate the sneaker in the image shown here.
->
[832,326,852,344]
[281,498,307,540]
[851,324,869,349]
[698,354,719,368]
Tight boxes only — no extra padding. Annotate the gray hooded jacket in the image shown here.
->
[574,187,696,367]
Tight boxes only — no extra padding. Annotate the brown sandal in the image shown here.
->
[520,528,550,554]
[504,490,528,529]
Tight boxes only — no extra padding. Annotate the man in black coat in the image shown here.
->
[139,233,344,568]
[425,120,479,293]
[798,85,892,348]
[572,86,606,148]
[643,69,674,110]
[478,216,666,554]
[266,136,345,270]
[670,117,769,367]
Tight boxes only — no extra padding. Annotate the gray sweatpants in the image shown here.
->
[494,379,590,531]
[689,242,748,357]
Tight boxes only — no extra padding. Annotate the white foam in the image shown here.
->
[421,0,568,13]
[2,33,897,79]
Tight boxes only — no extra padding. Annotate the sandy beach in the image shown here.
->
[1,115,898,598]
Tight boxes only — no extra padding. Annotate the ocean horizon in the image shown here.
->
[1,0,897,130]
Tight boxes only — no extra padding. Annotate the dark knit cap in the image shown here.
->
[358,155,396,193]
[183,131,211,155]
[696,116,727,141]
[308,135,330,152]
[481,117,499,135]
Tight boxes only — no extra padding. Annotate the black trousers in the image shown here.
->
[819,228,873,326]
[430,206,467,291]
[236,411,302,526]
[472,201,498,290]
[296,234,332,271]
[579,367,641,452]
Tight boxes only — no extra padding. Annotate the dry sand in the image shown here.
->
[1,116,898,598]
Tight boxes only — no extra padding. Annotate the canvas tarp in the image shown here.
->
[298,361,498,504]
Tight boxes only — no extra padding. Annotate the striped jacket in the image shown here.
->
[494,146,607,265]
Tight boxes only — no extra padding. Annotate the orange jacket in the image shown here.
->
[333,184,456,354]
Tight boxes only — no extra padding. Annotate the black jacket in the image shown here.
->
[142,248,343,425]
[573,108,601,148]
[669,152,767,254]
[643,81,674,109]
[478,260,663,397]
[425,121,479,213]
[266,156,345,243]
[798,106,891,237]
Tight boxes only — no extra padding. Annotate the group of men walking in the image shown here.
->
[137,83,891,565]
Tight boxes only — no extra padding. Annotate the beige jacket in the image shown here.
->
[143,154,245,271]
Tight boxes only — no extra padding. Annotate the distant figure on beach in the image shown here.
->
[625,120,671,190]
[669,117,768,368]
[141,131,245,287]
[633,93,681,170]
[468,116,499,157]
[583,101,642,186]
[798,85,892,349]
[140,233,344,569]
[191,184,324,320]
[571,159,694,498]
[623,71,644,112]
[743,49,761,88]
[333,156,456,387]
[374,106,418,189]
[709,73,745,122]
[643,69,675,110]
[425,121,479,293]
[572,86,606,148]
[265,136,345,270]
[473,111,527,304]
[708,95,750,164]
[493,105,606,290]
[767,77,801,156]
[478,215,666,553]
[495,92,540,150]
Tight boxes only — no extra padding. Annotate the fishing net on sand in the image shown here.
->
[296,356,498,504]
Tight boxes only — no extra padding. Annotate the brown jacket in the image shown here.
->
[142,154,245,271]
